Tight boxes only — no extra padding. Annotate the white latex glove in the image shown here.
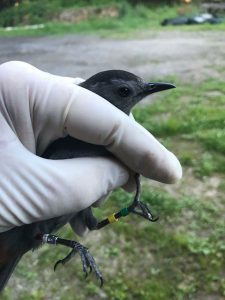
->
[0,61,182,233]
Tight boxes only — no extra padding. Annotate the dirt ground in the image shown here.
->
[0,30,225,83]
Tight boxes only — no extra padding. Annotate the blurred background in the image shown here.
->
[0,1,225,299]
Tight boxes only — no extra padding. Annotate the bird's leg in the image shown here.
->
[129,174,159,222]
[96,173,158,230]
[36,234,103,287]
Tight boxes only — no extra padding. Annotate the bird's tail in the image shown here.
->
[0,255,21,293]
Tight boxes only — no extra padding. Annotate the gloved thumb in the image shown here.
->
[0,136,129,232]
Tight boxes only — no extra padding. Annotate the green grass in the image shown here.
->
[133,77,225,178]
[0,2,225,37]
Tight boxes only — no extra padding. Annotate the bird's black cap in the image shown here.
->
[84,70,141,85]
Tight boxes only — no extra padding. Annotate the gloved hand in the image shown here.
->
[0,61,182,233]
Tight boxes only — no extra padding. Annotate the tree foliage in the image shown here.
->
[0,0,22,11]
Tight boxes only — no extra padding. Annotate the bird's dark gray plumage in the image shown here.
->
[0,70,175,291]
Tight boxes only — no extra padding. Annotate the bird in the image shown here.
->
[0,70,175,292]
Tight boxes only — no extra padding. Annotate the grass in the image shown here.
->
[2,70,225,299]
[133,77,225,177]
[0,2,225,38]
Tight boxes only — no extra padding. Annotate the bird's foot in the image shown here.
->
[129,174,158,222]
[54,242,103,287]
[132,201,158,222]
[38,234,103,287]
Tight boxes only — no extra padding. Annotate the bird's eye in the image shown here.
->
[118,86,131,97]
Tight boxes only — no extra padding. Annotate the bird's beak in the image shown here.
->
[145,82,176,95]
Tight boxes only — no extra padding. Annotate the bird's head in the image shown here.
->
[80,70,175,115]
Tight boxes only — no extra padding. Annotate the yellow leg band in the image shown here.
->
[108,213,118,224]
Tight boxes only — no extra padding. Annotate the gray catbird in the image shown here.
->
[0,70,174,291]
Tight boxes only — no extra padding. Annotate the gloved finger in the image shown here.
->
[0,61,181,183]
[51,75,85,85]
[65,89,182,184]
[73,77,85,85]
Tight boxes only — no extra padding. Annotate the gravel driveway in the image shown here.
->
[0,30,225,82]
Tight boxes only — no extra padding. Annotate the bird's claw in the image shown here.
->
[132,201,158,222]
[130,174,158,222]
[54,240,103,287]
[39,234,103,287]
[53,246,77,271]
